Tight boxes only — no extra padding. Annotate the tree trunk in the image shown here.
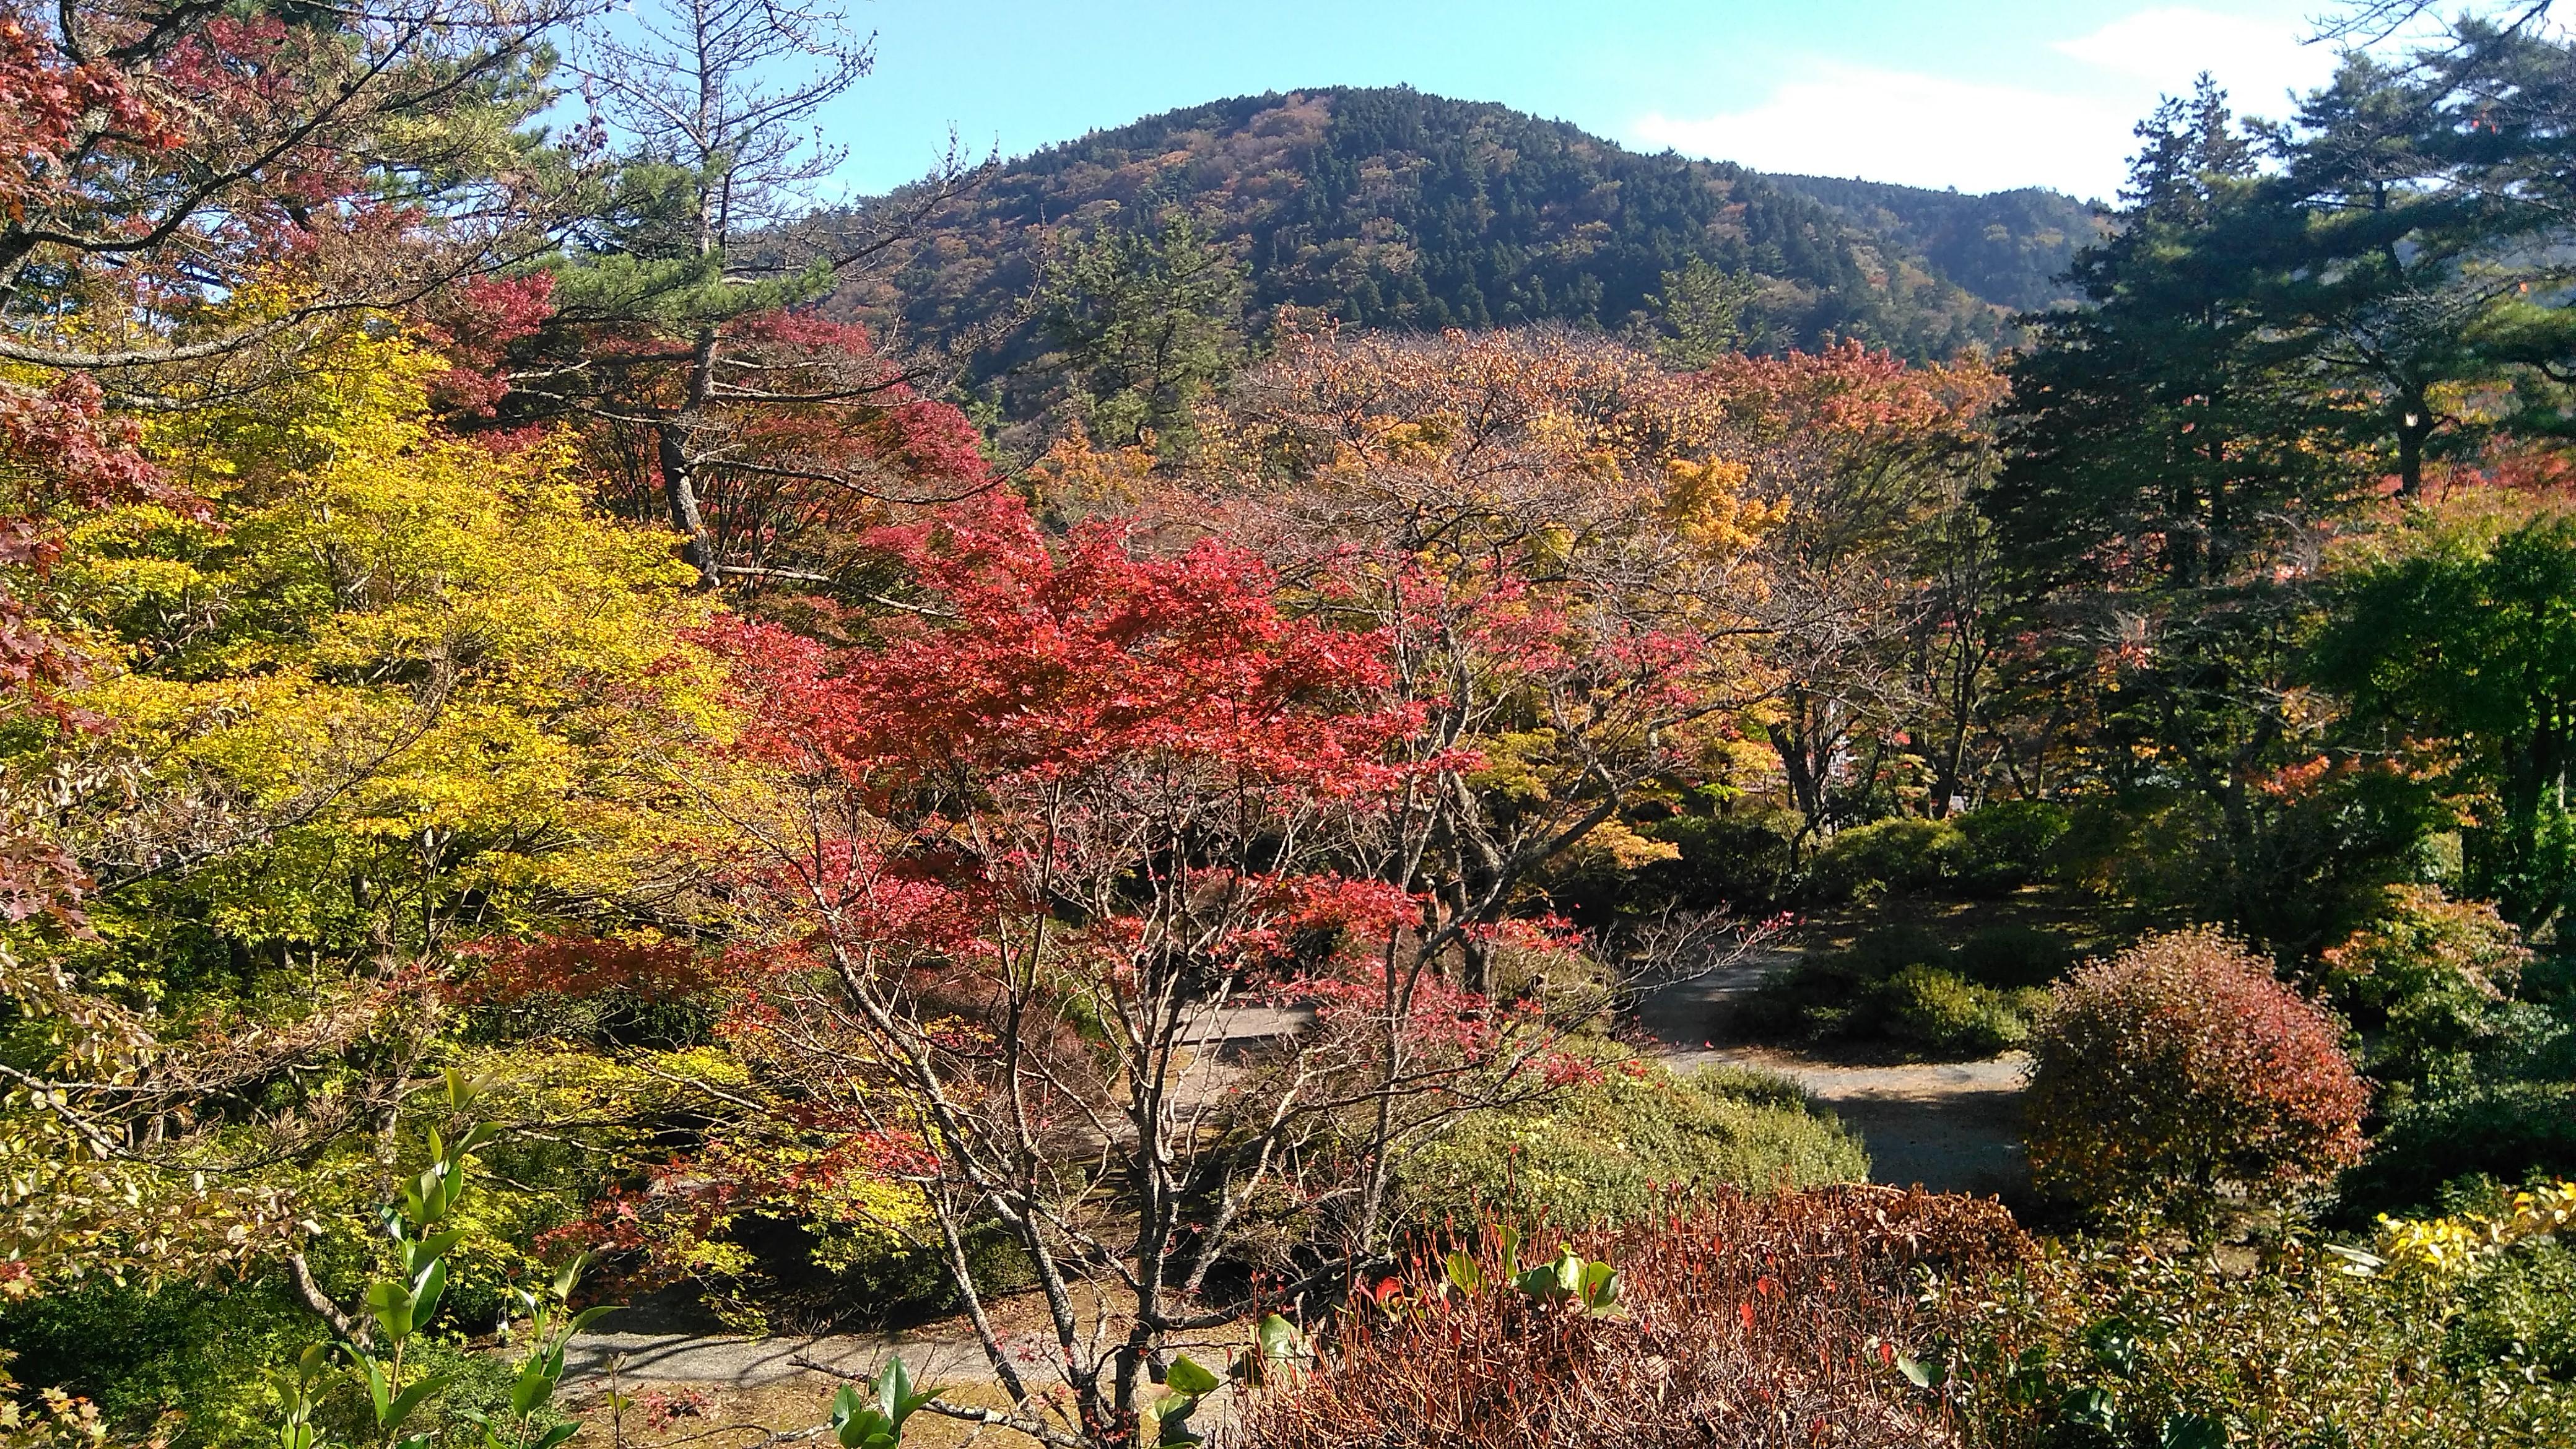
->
[656,421,720,591]
[658,329,723,591]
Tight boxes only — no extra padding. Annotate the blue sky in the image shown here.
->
[816,1,2353,204]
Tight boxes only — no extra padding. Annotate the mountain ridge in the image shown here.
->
[836,87,2099,401]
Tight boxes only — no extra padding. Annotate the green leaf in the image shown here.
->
[363,1281,417,1342]
[1551,1245,1583,1296]
[353,1351,391,1420]
[384,1372,456,1431]
[443,1068,497,1110]
[411,1256,449,1330]
[1497,1224,1522,1271]
[835,1410,894,1449]
[876,1354,913,1422]
[510,1357,557,1417]
[1442,1251,1484,1295]
[2058,1386,2118,1432]
[410,1229,467,1271]
[1164,1354,1222,1397]
[552,1253,591,1303]
[534,1424,582,1449]
[1256,1313,1302,1367]
[2160,1414,2227,1449]
[568,1304,620,1333]
[1896,1353,1939,1390]
[1580,1260,1619,1309]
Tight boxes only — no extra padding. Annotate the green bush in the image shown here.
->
[1878,964,2035,1057]
[2322,886,2531,1095]
[0,1277,517,1449]
[1396,1058,1869,1229]
[1640,806,1804,912]
[1843,922,1950,977]
[1739,929,2042,1060]
[2051,793,2228,915]
[1811,817,1966,900]
[1941,1235,2576,1448]
[1953,799,2070,893]
[2341,1080,2576,1218]
[1954,924,2077,989]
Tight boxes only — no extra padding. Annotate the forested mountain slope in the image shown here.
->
[834,87,2091,378]
[1764,173,2102,313]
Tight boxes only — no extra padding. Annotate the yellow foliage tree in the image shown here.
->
[0,332,734,1291]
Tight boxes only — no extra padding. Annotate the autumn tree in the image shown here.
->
[0,332,727,1307]
[1701,342,2003,832]
[635,492,1588,1444]
[1,0,580,383]
[1162,325,1788,985]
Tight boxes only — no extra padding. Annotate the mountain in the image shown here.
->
[1763,174,2104,314]
[835,87,2096,397]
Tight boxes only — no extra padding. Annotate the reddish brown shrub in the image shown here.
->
[2025,928,2369,1224]
[1230,1185,2029,1449]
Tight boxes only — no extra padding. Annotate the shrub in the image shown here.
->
[1843,923,1951,977]
[1952,924,2076,990]
[0,1276,516,1449]
[2341,1079,2576,1217]
[1741,929,2040,1061]
[1940,1232,2576,1448]
[2025,928,2370,1225]
[2051,793,2227,915]
[1952,800,2070,894]
[2321,885,2530,1094]
[1239,1187,2030,1449]
[1812,817,1967,900]
[1639,805,1805,913]
[1878,965,2034,1057]
[1396,1059,1869,1229]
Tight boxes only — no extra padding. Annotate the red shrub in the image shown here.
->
[1234,1186,2030,1449]
[2024,928,2368,1223]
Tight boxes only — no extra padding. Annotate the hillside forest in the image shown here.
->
[3,3,2576,1448]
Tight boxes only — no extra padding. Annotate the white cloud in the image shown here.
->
[1634,65,2134,199]
[2052,6,2340,116]
[1628,6,2343,199]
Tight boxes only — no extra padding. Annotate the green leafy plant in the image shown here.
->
[1229,1313,1307,1388]
[1139,1354,1222,1447]
[343,1084,503,1449]
[828,1354,940,1449]
[1512,1243,1623,1316]
[463,1256,619,1449]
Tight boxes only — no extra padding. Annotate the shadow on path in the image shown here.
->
[1632,948,2032,1201]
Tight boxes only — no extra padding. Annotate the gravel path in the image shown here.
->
[562,1321,989,1390]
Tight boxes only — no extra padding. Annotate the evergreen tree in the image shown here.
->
[1650,258,1767,367]
[1039,207,1247,455]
